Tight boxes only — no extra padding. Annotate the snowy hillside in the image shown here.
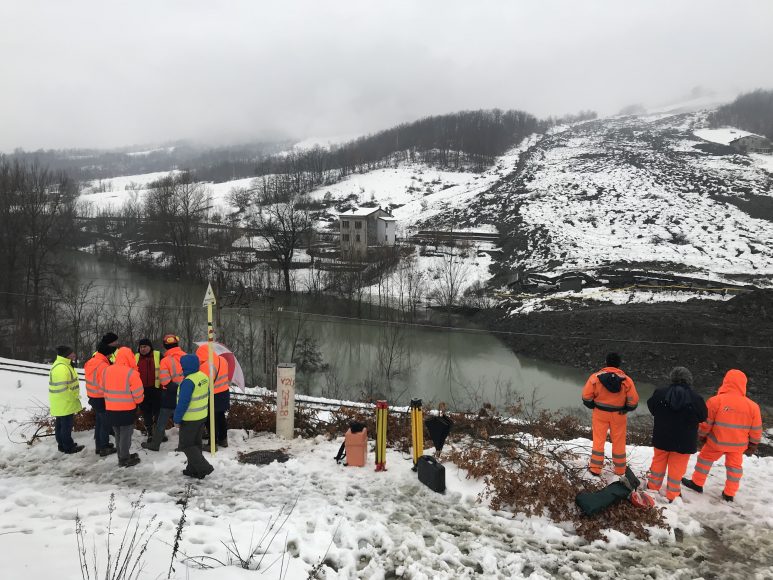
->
[2,359,773,578]
[77,108,773,304]
[428,111,773,288]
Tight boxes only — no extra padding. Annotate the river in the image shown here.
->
[69,252,654,411]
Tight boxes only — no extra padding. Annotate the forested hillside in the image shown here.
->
[709,89,773,140]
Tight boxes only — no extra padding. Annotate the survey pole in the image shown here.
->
[203,283,217,454]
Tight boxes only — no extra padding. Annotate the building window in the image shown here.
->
[342,220,350,229]
[385,235,388,241]
[354,221,362,229]
[342,234,350,242]
[355,234,361,242]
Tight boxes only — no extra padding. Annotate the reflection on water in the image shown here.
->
[68,253,654,411]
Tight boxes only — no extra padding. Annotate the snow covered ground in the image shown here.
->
[505,287,733,316]
[2,359,772,579]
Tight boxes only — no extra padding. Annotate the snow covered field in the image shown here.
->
[2,360,772,579]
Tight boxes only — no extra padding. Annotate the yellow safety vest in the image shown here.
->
[135,350,161,388]
[49,356,82,417]
[178,370,209,422]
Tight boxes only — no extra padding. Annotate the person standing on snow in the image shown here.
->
[104,347,144,467]
[682,369,763,502]
[143,334,185,451]
[645,367,707,502]
[49,346,84,454]
[196,344,231,449]
[174,354,214,479]
[135,338,162,443]
[84,339,117,456]
[582,352,639,476]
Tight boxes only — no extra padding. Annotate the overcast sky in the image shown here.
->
[1,0,772,152]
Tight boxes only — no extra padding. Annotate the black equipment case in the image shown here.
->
[417,455,446,493]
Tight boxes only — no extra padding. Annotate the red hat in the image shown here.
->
[163,334,180,347]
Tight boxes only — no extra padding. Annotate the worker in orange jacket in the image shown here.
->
[196,344,231,448]
[582,352,639,476]
[143,334,186,451]
[683,369,763,502]
[84,340,117,456]
[104,347,144,467]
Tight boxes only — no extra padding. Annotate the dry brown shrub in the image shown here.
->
[73,408,96,431]
[447,434,668,542]
[227,400,320,437]
[227,400,279,432]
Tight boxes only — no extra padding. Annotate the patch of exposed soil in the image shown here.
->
[476,289,773,408]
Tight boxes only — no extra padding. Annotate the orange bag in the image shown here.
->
[344,428,368,467]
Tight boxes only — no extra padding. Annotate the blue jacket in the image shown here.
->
[174,355,202,424]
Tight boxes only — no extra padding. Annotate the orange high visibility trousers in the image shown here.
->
[647,448,690,500]
[589,409,628,476]
[689,441,744,497]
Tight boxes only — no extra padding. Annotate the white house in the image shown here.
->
[338,207,397,259]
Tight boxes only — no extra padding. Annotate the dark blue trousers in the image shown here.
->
[54,414,76,452]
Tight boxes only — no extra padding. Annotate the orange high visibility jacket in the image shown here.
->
[84,352,111,399]
[159,347,186,387]
[196,345,230,395]
[582,366,639,413]
[699,369,762,452]
[104,347,144,411]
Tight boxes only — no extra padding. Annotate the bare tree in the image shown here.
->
[252,180,312,294]
[144,172,209,275]
[54,279,95,361]
[431,252,470,312]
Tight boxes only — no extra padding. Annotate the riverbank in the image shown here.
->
[475,289,773,408]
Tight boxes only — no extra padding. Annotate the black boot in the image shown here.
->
[722,492,734,502]
[681,478,703,494]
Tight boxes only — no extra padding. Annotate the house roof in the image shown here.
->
[730,134,771,145]
[338,207,395,218]
[337,207,381,218]
[377,216,399,222]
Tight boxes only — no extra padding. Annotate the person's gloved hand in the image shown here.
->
[582,400,596,410]
[745,443,758,456]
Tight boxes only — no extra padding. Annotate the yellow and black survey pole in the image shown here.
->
[375,400,388,472]
[410,398,423,470]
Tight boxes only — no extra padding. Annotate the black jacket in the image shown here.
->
[647,384,708,454]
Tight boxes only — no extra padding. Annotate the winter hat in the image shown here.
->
[138,338,153,349]
[101,332,119,346]
[669,366,692,386]
[163,334,180,349]
[605,352,622,368]
[56,345,74,358]
[97,342,117,357]
[180,354,200,376]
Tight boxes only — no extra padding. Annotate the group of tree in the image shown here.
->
[0,157,80,359]
[709,89,773,140]
[240,109,543,185]
[8,140,288,182]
